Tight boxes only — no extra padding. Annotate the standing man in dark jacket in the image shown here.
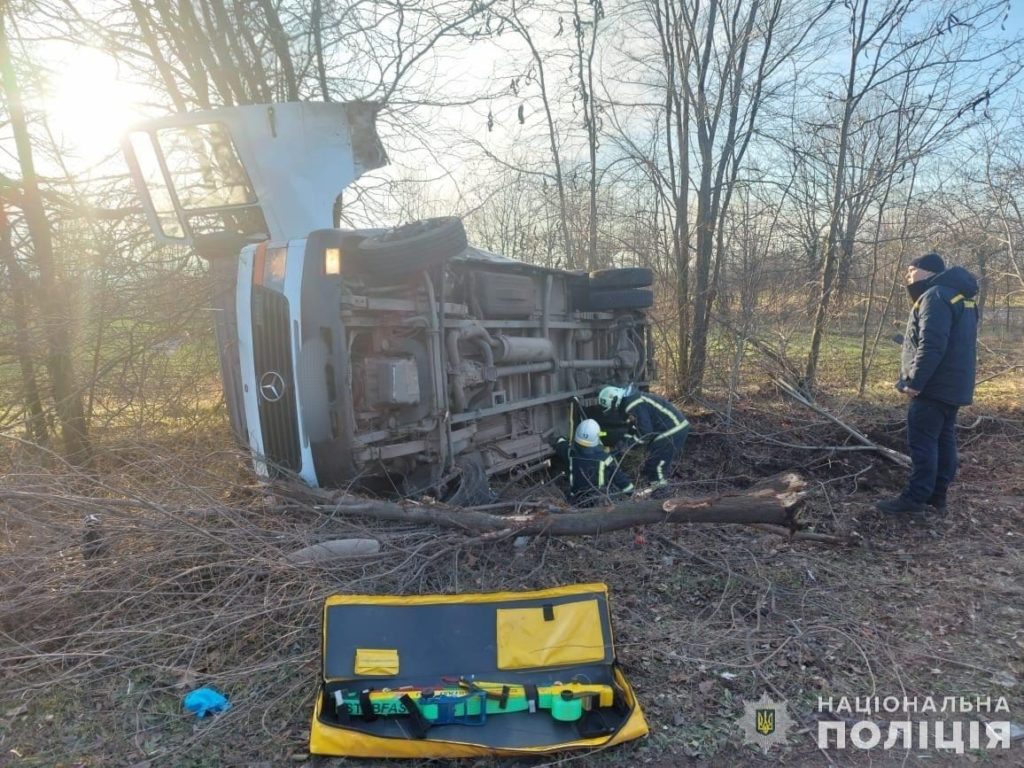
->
[598,386,690,490]
[877,252,979,517]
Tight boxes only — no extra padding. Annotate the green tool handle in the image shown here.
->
[335,686,597,723]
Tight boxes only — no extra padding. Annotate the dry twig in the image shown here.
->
[773,377,911,467]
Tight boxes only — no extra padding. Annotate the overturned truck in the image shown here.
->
[123,102,654,500]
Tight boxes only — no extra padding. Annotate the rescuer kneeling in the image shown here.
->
[552,419,635,506]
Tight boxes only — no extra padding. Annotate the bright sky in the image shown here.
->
[1008,2,1024,34]
[39,42,149,174]
[25,2,1024,191]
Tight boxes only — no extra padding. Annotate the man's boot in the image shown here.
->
[926,493,948,516]
[876,495,926,518]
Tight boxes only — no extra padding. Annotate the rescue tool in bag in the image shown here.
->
[331,678,615,736]
[312,584,648,756]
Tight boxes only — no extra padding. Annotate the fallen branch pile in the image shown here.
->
[773,377,911,467]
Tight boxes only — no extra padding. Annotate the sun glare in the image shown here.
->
[44,47,144,168]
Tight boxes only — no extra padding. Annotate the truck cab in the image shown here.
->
[124,102,654,499]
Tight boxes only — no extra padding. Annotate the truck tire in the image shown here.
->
[588,267,654,290]
[445,453,494,506]
[354,217,467,274]
[583,288,655,311]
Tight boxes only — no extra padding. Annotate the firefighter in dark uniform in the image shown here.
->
[598,386,690,490]
[552,419,635,506]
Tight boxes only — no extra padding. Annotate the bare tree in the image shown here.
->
[0,10,90,461]
[572,0,603,269]
[803,0,1015,389]
[0,204,48,444]
[492,1,579,268]
[982,121,1024,291]
[606,0,825,396]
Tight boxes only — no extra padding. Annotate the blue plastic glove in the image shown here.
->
[183,687,230,718]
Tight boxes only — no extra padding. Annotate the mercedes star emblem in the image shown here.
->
[259,370,286,402]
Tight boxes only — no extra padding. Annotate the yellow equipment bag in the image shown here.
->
[309,583,648,757]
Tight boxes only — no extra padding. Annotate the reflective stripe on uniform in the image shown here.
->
[951,293,978,312]
[626,395,686,430]
[915,293,977,312]
[658,419,690,439]
[626,395,678,420]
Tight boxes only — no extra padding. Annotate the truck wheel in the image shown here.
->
[588,267,653,289]
[445,453,494,506]
[354,217,467,274]
[583,288,654,311]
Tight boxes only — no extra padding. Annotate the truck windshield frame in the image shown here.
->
[127,130,185,240]
[126,121,263,242]
[154,122,257,211]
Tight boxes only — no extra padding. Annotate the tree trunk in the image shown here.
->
[0,204,48,446]
[297,473,808,536]
[0,14,90,463]
[573,0,600,271]
[515,16,575,269]
[129,0,189,111]
[151,0,211,107]
[232,0,273,103]
[686,151,716,395]
[257,0,299,101]
[177,0,238,105]
[312,0,330,101]
[675,94,691,387]
[653,0,690,387]
[804,48,857,389]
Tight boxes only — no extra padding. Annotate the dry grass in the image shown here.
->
[0,430,481,766]
[1,394,1022,767]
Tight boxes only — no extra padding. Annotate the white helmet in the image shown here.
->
[574,419,602,447]
[598,386,626,412]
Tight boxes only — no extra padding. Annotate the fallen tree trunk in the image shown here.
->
[302,473,808,537]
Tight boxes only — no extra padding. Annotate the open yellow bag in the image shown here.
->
[309,583,648,758]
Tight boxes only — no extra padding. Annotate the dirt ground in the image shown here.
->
[1,395,1022,767]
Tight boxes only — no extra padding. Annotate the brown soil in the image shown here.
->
[1,398,1021,767]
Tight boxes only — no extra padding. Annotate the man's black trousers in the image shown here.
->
[643,428,690,485]
[904,396,959,503]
